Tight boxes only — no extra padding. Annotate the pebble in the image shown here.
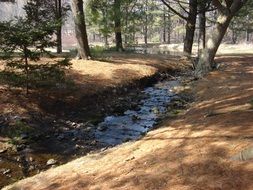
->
[46,159,57,166]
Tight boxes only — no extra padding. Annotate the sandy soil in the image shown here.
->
[3,55,253,190]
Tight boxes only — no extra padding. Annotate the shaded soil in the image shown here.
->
[3,55,253,190]
[0,53,190,188]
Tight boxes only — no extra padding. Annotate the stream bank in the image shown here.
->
[0,54,193,188]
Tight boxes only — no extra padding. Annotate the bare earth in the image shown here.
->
[3,55,253,190]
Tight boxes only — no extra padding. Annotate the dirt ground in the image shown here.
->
[0,53,188,116]
[0,53,189,188]
[3,55,252,190]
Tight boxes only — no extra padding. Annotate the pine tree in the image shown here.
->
[0,0,62,94]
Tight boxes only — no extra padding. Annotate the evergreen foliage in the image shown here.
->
[0,0,69,93]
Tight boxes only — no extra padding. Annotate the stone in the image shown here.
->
[0,149,7,154]
[46,159,57,166]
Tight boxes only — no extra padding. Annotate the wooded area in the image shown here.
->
[0,0,252,189]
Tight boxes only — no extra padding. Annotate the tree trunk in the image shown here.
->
[144,0,148,46]
[198,6,206,50]
[167,12,171,44]
[183,0,197,55]
[55,0,62,54]
[163,6,166,43]
[195,14,232,76]
[232,29,237,44]
[246,29,250,42]
[114,0,124,51]
[71,0,91,59]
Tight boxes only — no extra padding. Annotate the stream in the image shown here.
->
[95,80,180,145]
[0,78,185,188]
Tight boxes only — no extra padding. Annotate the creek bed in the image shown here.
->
[95,80,180,145]
[0,77,187,188]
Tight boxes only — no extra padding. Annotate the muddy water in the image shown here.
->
[0,79,183,188]
[95,80,180,145]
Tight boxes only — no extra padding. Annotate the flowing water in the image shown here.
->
[95,80,180,145]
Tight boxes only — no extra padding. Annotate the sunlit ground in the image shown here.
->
[53,43,253,56]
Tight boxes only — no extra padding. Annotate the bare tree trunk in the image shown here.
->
[114,0,124,51]
[55,0,62,54]
[163,6,166,43]
[144,0,148,46]
[199,6,206,50]
[246,29,250,42]
[167,12,171,44]
[183,0,197,55]
[195,14,232,76]
[195,0,248,77]
[71,0,91,59]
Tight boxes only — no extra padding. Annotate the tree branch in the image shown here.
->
[160,0,188,20]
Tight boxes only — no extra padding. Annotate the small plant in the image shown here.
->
[0,0,68,94]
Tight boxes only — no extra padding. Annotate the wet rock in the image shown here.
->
[46,159,57,166]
